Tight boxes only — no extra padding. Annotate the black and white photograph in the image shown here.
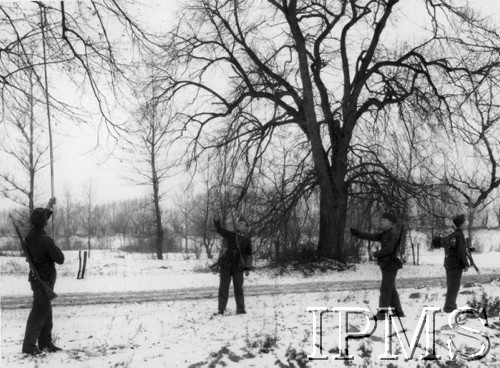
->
[1,1,500,367]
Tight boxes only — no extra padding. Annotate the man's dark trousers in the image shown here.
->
[444,268,463,312]
[23,282,54,352]
[218,267,245,313]
[378,269,403,317]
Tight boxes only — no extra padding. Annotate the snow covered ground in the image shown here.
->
[1,232,499,367]
[1,280,499,367]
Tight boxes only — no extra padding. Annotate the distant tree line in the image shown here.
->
[1,180,499,263]
[0,196,176,254]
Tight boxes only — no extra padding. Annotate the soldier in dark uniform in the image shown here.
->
[443,214,469,313]
[22,198,65,355]
[351,213,404,320]
[213,217,253,315]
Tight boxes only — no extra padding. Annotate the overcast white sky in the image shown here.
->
[1,0,500,211]
[0,0,183,210]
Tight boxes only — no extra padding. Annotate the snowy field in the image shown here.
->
[1,281,499,368]
[1,229,500,367]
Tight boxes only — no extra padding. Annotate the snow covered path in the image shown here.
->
[3,272,498,310]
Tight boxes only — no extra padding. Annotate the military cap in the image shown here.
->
[453,214,466,227]
[30,208,52,229]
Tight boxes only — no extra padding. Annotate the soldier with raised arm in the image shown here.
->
[22,197,65,355]
[213,216,253,315]
[350,212,404,320]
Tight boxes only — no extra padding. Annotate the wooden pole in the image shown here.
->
[81,251,88,279]
[40,4,55,237]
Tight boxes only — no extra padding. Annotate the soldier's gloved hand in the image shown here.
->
[245,270,250,277]
[464,267,469,272]
[350,228,360,237]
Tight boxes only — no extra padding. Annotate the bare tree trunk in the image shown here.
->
[202,207,212,259]
[201,167,213,259]
[411,234,416,265]
[315,158,348,261]
[274,239,280,261]
[184,213,188,253]
[86,184,93,258]
[467,210,474,243]
[153,176,164,260]
[317,190,336,258]
[63,189,76,249]
[417,238,420,266]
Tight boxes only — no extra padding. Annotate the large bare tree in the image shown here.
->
[157,0,500,260]
[128,75,175,260]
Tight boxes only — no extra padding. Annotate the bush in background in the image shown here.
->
[268,242,354,277]
[467,290,500,318]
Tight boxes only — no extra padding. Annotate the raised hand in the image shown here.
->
[47,197,56,209]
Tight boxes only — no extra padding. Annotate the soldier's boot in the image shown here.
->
[40,343,62,352]
[22,345,42,356]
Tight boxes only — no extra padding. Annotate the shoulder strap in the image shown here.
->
[447,231,458,240]
[443,231,458,250]
[235,234,245,262]
[392,225,404,257]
